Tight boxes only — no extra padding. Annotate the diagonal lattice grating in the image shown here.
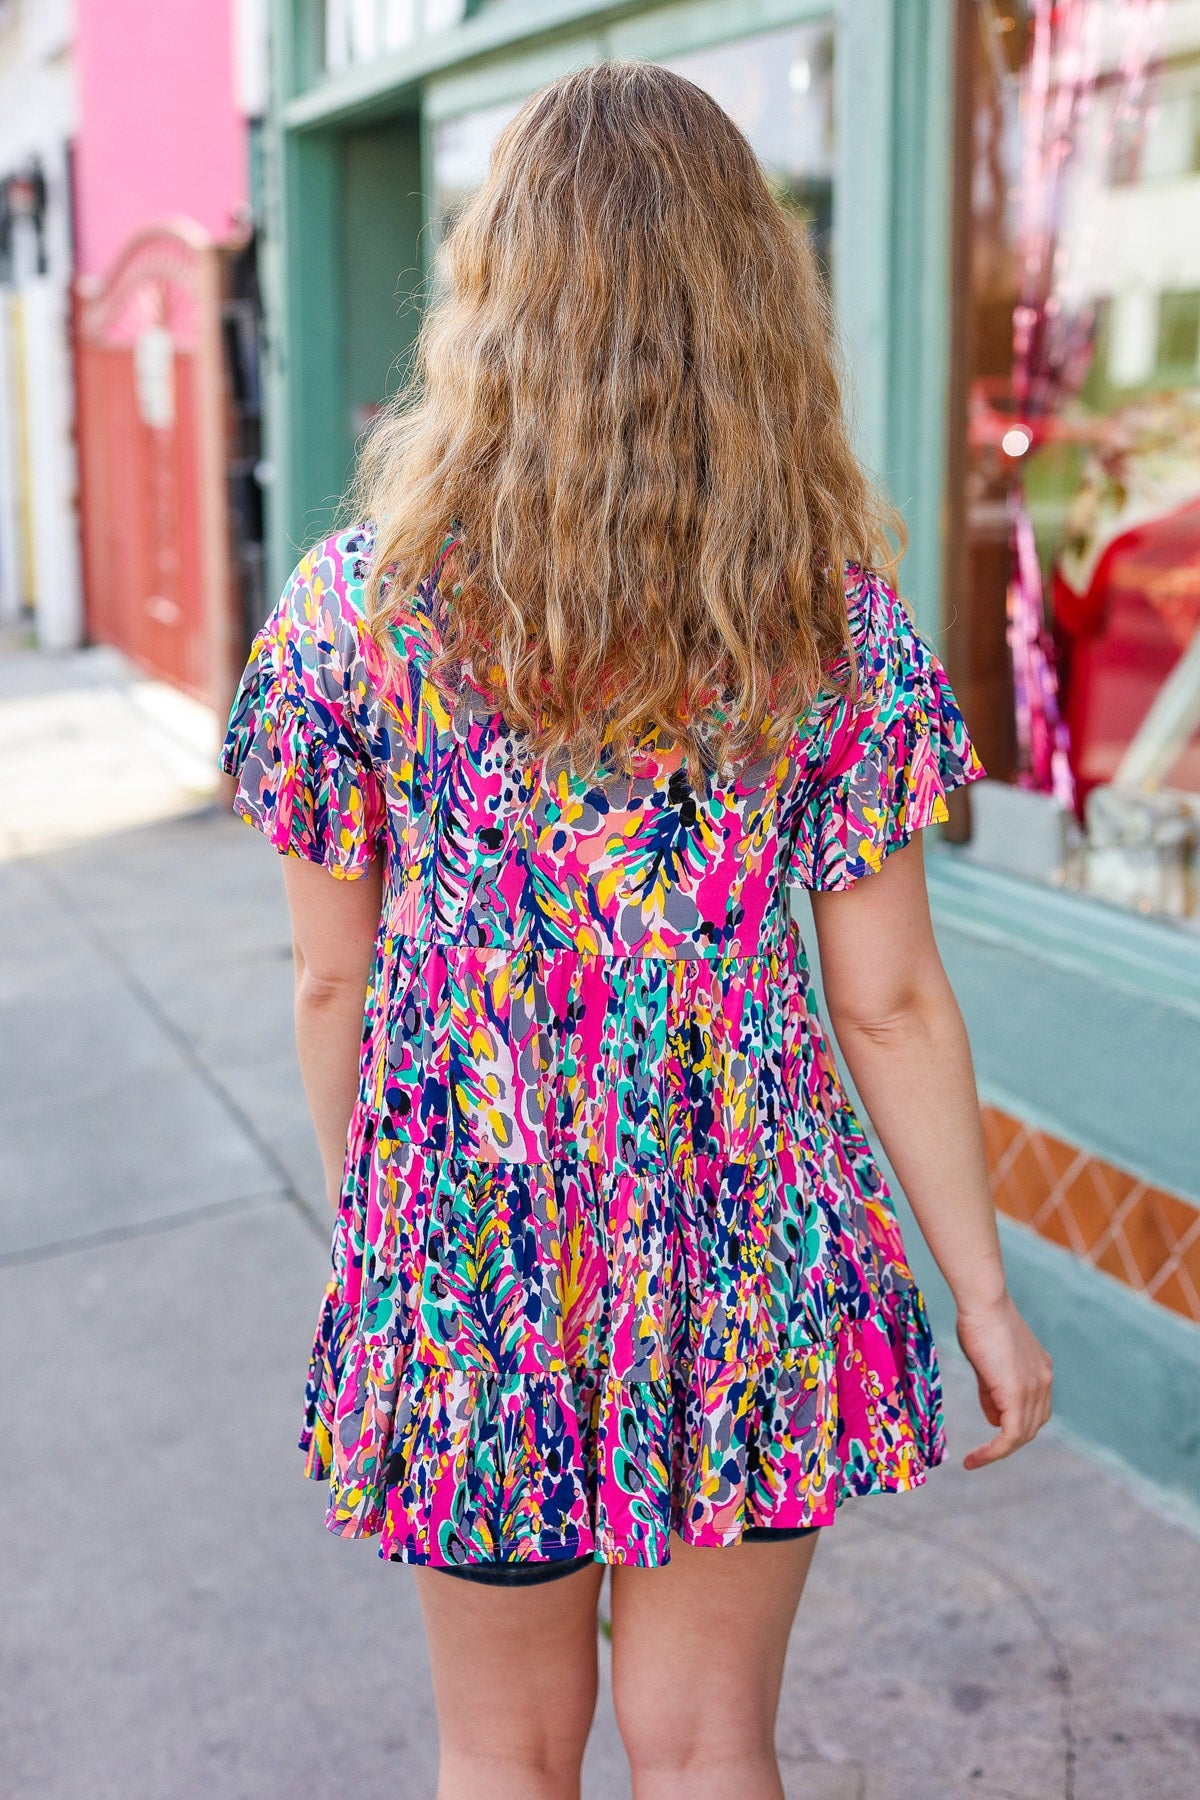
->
[980,1105,1200,1325]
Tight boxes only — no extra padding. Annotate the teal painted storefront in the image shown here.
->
[264,0,1200,1511]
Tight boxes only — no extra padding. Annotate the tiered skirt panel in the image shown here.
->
[299,933,945,1567]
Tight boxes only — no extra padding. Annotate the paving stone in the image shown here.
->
[0,631,219,862]
[782,1762,866,1799]
[0,1205,442,1800]
[778,1485,1068,1800]
[0,859,284,1258]
[43,810,330,1217]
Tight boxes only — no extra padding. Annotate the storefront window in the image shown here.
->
[950,0,1200,927]
[661,22,835,277]
[429,98,522,244]
[429,21,836,269]
[322,0,466,72]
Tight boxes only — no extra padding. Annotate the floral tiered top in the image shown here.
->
[221,526,983,1568]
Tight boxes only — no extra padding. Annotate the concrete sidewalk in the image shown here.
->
[2,679,1200,1796]
[0,625,219,861]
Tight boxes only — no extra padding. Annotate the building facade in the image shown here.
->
[0,0,80,651]
[72,0,258,282]
[264,0,1200,1508]
[70,0,268,703]
[0,0,268,692]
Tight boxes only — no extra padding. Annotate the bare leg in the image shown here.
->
[609,1532,819,1800]
[413,1561,606,1800]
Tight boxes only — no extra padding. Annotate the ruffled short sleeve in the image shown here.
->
[786,568,983,891]
[220,530,389,879]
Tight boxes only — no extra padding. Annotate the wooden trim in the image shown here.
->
[283,0,836,129]
[282,0,648,129]
[941,0,978,840]
[928,850,1200,1022]
[195,243,241,717]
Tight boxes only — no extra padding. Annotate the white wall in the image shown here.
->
[0,0,81,646]
[22,276,80,648]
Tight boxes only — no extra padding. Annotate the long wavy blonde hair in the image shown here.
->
[356,59,903,775]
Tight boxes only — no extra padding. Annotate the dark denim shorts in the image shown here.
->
[436,1525,821,1587]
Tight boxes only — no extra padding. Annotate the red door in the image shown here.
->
[75,221,238,710]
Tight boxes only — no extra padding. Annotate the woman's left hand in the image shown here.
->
[956,1295,1054,1469]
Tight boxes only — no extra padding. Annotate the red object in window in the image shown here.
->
[1053,495,1200,806]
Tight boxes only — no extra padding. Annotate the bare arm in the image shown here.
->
[810,840,1052,1468]
[281,855,384,1209]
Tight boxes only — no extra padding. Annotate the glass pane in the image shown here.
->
[662,21,836,278]
[321,0,463,73]
[429,98,524,246]
[952,0,1200,927]
[427,21,836,270]
[424,0,466,31]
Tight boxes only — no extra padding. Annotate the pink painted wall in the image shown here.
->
[74,0,248,278]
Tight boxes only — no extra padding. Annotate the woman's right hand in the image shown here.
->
[956,1295,1054,1470]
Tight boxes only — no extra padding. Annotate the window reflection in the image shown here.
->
[429,99,523,247]
[427,21,836,272]
[322,0,465,72]
[662,23,835,277]
[953,0,1200,926]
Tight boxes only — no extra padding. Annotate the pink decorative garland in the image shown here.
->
[1005,0,1164,810]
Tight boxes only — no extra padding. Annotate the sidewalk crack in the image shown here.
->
[25,854,328,1247]
[876,1514,1077,1799]
[0,1190,290,1267]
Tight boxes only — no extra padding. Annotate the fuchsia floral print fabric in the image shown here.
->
[221,525,983,1569]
